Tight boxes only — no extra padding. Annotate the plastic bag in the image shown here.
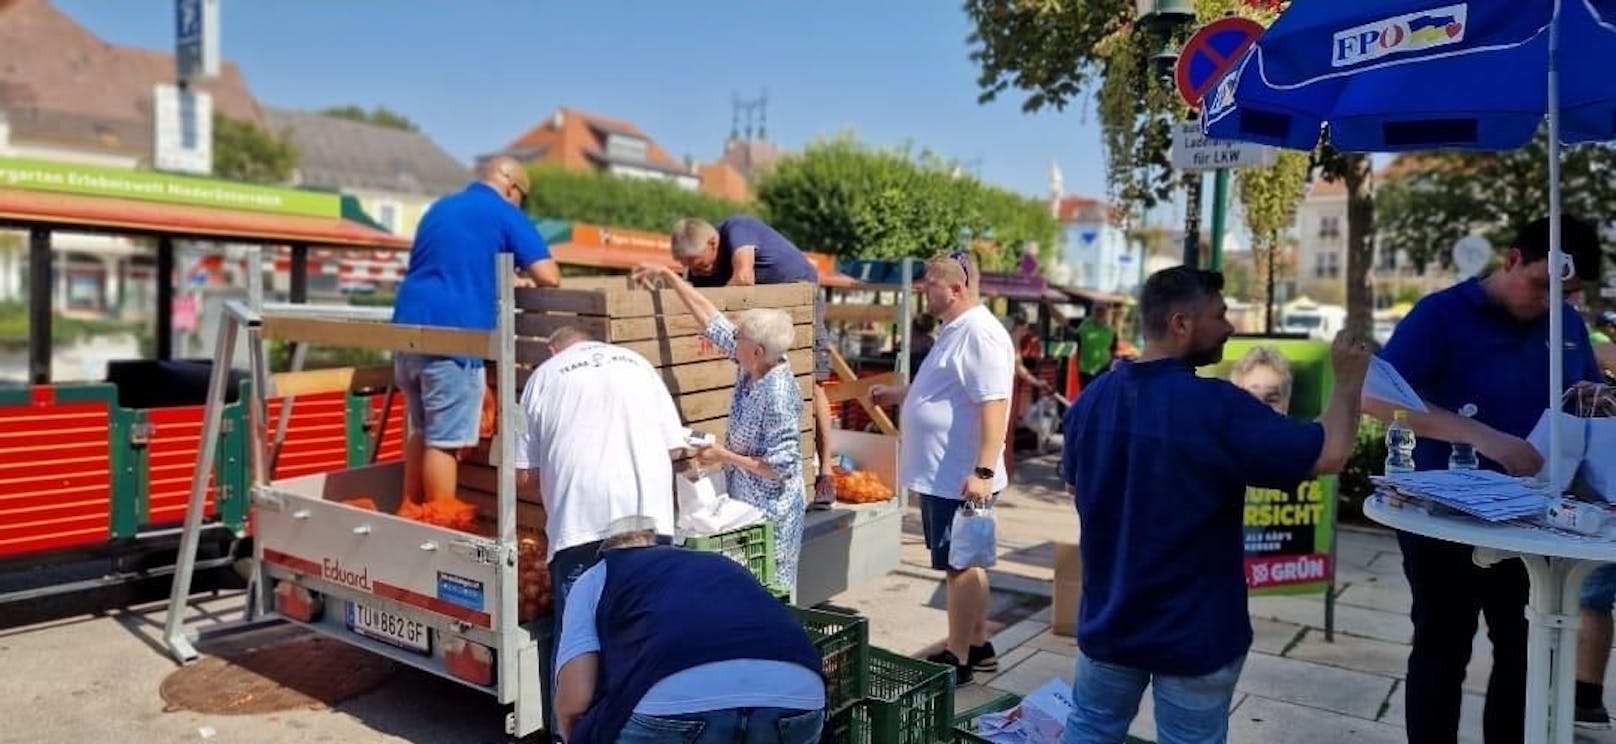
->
[1528,409,1589,496]
[948,503,998,570]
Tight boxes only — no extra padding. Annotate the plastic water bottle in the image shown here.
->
[1448,404,1479,470]
[1385,409,1417,474]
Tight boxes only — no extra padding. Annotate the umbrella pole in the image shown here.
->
[1547,8,1565,505]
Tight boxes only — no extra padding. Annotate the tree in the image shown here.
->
[964,0,1378,337]
[523,165,742,233]
[1377,133,1616,272]
[319,105,420,132]
[754,135,1060,270]
[212,114,298,185]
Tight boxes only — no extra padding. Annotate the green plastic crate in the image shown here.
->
[682,521,775,587]
[951,693,1019,743]
[865,647,955,744]
[794,607,869,715]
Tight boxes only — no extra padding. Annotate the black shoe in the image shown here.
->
[925,649,974,685]
[1576,703,1612,730]
[968,642,999,673]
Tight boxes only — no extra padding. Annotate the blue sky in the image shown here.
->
[57,0,1119,205]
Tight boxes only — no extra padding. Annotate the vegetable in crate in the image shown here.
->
[832,467,893,503]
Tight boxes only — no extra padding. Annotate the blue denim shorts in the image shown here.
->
[1582,563,1616,613]
[394,353,483,449]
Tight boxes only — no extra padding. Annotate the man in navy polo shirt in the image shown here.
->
[391,155,560,508]
[1059,267,1368,743]
[669,216,841,511]
[1372,216,1604,744]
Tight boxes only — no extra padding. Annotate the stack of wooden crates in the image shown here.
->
[456,276,819,510]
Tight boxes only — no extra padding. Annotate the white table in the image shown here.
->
[1363,494,1616,744]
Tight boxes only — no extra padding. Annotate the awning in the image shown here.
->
[1056,285,1132,306]
[0,187,411,250]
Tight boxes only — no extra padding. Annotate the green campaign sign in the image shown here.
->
[0,156,339,219]
[1245,475,1337,596]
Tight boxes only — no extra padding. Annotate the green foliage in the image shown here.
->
[212,114,298,185]
[318,105,420,132]
[0,300,140,351]
[523,165,743,234]
[1339,416,1389,519]
[753,135,1061,269]
[1376,133,1616,273]
[268,340,388,372]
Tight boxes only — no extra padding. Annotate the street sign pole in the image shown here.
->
[1210,167,1229,270]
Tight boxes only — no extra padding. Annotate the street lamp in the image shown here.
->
[1135,0,1196,32]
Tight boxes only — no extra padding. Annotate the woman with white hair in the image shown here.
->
[632,262,807,591]
[1230,345,1294,415]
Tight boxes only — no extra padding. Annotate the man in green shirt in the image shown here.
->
[1075,305,1119,386]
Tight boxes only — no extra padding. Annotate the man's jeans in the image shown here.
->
[1062,653,1245,744]
[615,707,823,744]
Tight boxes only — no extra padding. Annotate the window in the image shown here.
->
[1376,247,1397,272]
[1318,216,1341,240]
[1314,251,1340,279]
[377,202,400,234]
[605,133,649,163]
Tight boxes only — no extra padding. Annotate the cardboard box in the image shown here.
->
[1051,541,1082,638]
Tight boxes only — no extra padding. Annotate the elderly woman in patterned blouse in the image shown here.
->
[632,262,807,591]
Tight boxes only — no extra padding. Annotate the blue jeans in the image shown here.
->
[1061,653,1244,744]
[615,707,823,744]
[1582,563,1616,612]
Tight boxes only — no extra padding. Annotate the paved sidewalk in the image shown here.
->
[834,453,1616,743]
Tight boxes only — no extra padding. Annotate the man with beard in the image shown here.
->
[1057,266,1369,742]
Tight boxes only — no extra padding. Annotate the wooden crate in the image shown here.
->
[462,280,818,491]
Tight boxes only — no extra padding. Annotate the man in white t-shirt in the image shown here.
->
[513,326,686,636]
[871,251,1015,686]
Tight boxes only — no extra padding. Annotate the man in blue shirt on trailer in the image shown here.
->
[1371,216,1604,743]
[391,155,560,509]
[1059,266,1368,743]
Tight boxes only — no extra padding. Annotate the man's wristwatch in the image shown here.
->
[973,466,995,480]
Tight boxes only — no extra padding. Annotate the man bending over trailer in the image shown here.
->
[668,216,839,510]
[391,155,561,510]
[554,519,826,744]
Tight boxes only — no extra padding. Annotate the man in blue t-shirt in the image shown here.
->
[391,155,560,508]
[668,216,840,510]
[1373,216,1604,743]
[1059,267,1368,742]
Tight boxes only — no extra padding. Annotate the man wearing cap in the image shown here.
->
[392,155,561,511]
[553,522,826,744]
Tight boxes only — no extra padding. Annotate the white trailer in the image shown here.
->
[163,254,549,738]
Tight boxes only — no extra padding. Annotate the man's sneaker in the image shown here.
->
[968,642,999,674]
[925,649,974,685]
[1576,703,1613,730]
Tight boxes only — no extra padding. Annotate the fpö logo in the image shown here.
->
[1333,4,1467,68]
[322,557,372,591]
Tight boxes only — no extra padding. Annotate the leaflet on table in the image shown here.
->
[1364,356,1428,413]
[1375,470,1548,521]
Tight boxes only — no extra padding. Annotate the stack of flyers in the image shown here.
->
[1372,469,1549,522]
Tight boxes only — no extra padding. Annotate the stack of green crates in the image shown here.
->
[819,647,955,743]
[794,607,869,715]
[682,521,776,588]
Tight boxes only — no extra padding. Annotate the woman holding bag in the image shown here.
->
[631,263,807,592]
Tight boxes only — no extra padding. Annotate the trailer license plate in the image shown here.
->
[346,600,430,654]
